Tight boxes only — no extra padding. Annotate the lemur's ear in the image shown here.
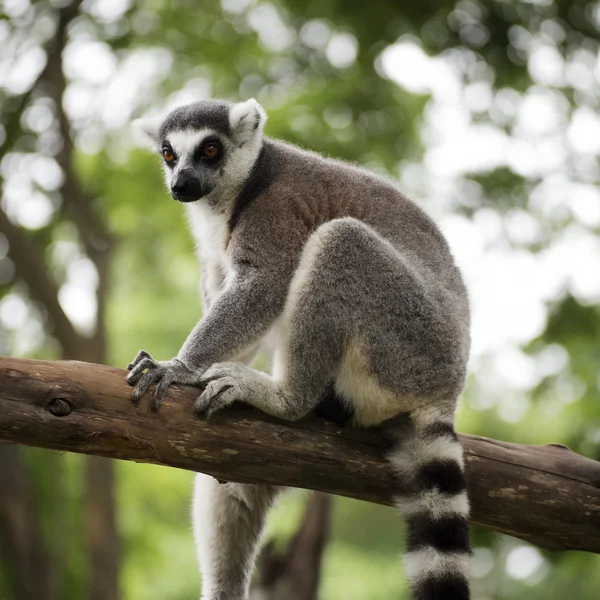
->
[131,115,164,151]
[229,98,267,144]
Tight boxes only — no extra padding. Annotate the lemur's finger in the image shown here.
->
[206,380,233,402]
[127,357,157,385]
[131,369,160,402]
[152,377,174,411]
[194,390,212,415]
[198,364,230,385]
[194,381,233,416]
[206,388,235,419]
[205,399,229,419]
[194,395,210,416]
[127,350,152,370]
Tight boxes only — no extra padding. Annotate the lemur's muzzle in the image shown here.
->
[171,169,203,202]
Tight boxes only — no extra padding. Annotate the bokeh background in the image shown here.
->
[1,0,600,598]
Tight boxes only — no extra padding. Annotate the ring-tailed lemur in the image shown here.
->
[128,98,471,600]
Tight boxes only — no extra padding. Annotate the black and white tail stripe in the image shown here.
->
[389,411,471,600]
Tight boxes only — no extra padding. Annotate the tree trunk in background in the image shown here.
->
[0,446,58,600]
[0,1,119,597]
[85,457,119,600]
[252,494,332,600]
[80,306,117,600]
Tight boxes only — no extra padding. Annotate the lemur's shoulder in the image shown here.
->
[228,138,392,229]
[228,137,432,248]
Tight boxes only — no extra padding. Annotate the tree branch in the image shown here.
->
[1,355,599,554]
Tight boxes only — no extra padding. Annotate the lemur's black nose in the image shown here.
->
[171,169,203,202]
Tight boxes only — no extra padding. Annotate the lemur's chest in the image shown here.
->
[185,204,233,307]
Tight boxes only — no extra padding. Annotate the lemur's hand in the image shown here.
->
[126,350,203,410]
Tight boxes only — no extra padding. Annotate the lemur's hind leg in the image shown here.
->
[196,216,463,421]
[196,218,356,420]
[197,216,464,423]
[198,217,401,419]
[193,474,283,600]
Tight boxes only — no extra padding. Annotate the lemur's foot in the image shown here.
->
[126,350,201,410]
[195,362,267,418]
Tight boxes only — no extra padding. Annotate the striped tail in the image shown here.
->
[388,411,471,600]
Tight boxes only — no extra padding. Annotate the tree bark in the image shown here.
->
[1,356,600,555]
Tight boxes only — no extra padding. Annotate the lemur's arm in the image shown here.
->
[179,262,286,367]
[127,258,289,409]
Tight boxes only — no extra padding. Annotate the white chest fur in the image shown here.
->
[185,203,233,307]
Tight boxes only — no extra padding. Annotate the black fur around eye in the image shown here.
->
[162,146,176,164]
[201,144,220,159]
[195,138,222,163]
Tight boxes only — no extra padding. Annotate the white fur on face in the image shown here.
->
[167,128,213,167]
[157,101,269,206]
[162,124,263,208]
[161,128,213,192]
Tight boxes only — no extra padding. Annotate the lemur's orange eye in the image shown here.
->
[162,148,175,162]
[201,144,220,159]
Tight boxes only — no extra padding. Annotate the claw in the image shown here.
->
[194,396,210,416]
[152,377,174,411]
[206,390,234,418]
[195,381,234,417]
[125,352,200,411]
[131,368,160,402]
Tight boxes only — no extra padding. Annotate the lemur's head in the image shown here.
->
[136,99,267,204]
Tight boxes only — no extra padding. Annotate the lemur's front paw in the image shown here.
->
[126,350,198,410]
[195,362,249,418]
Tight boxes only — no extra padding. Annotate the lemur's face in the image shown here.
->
[160,128,234,202]
[137,99,266,204]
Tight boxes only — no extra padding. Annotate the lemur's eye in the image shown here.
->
[162,147,175,163]
[201,144,220,159]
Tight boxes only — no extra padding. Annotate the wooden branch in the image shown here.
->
[1,356,599,554]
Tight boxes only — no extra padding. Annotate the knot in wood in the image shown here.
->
[48,397,72,417]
